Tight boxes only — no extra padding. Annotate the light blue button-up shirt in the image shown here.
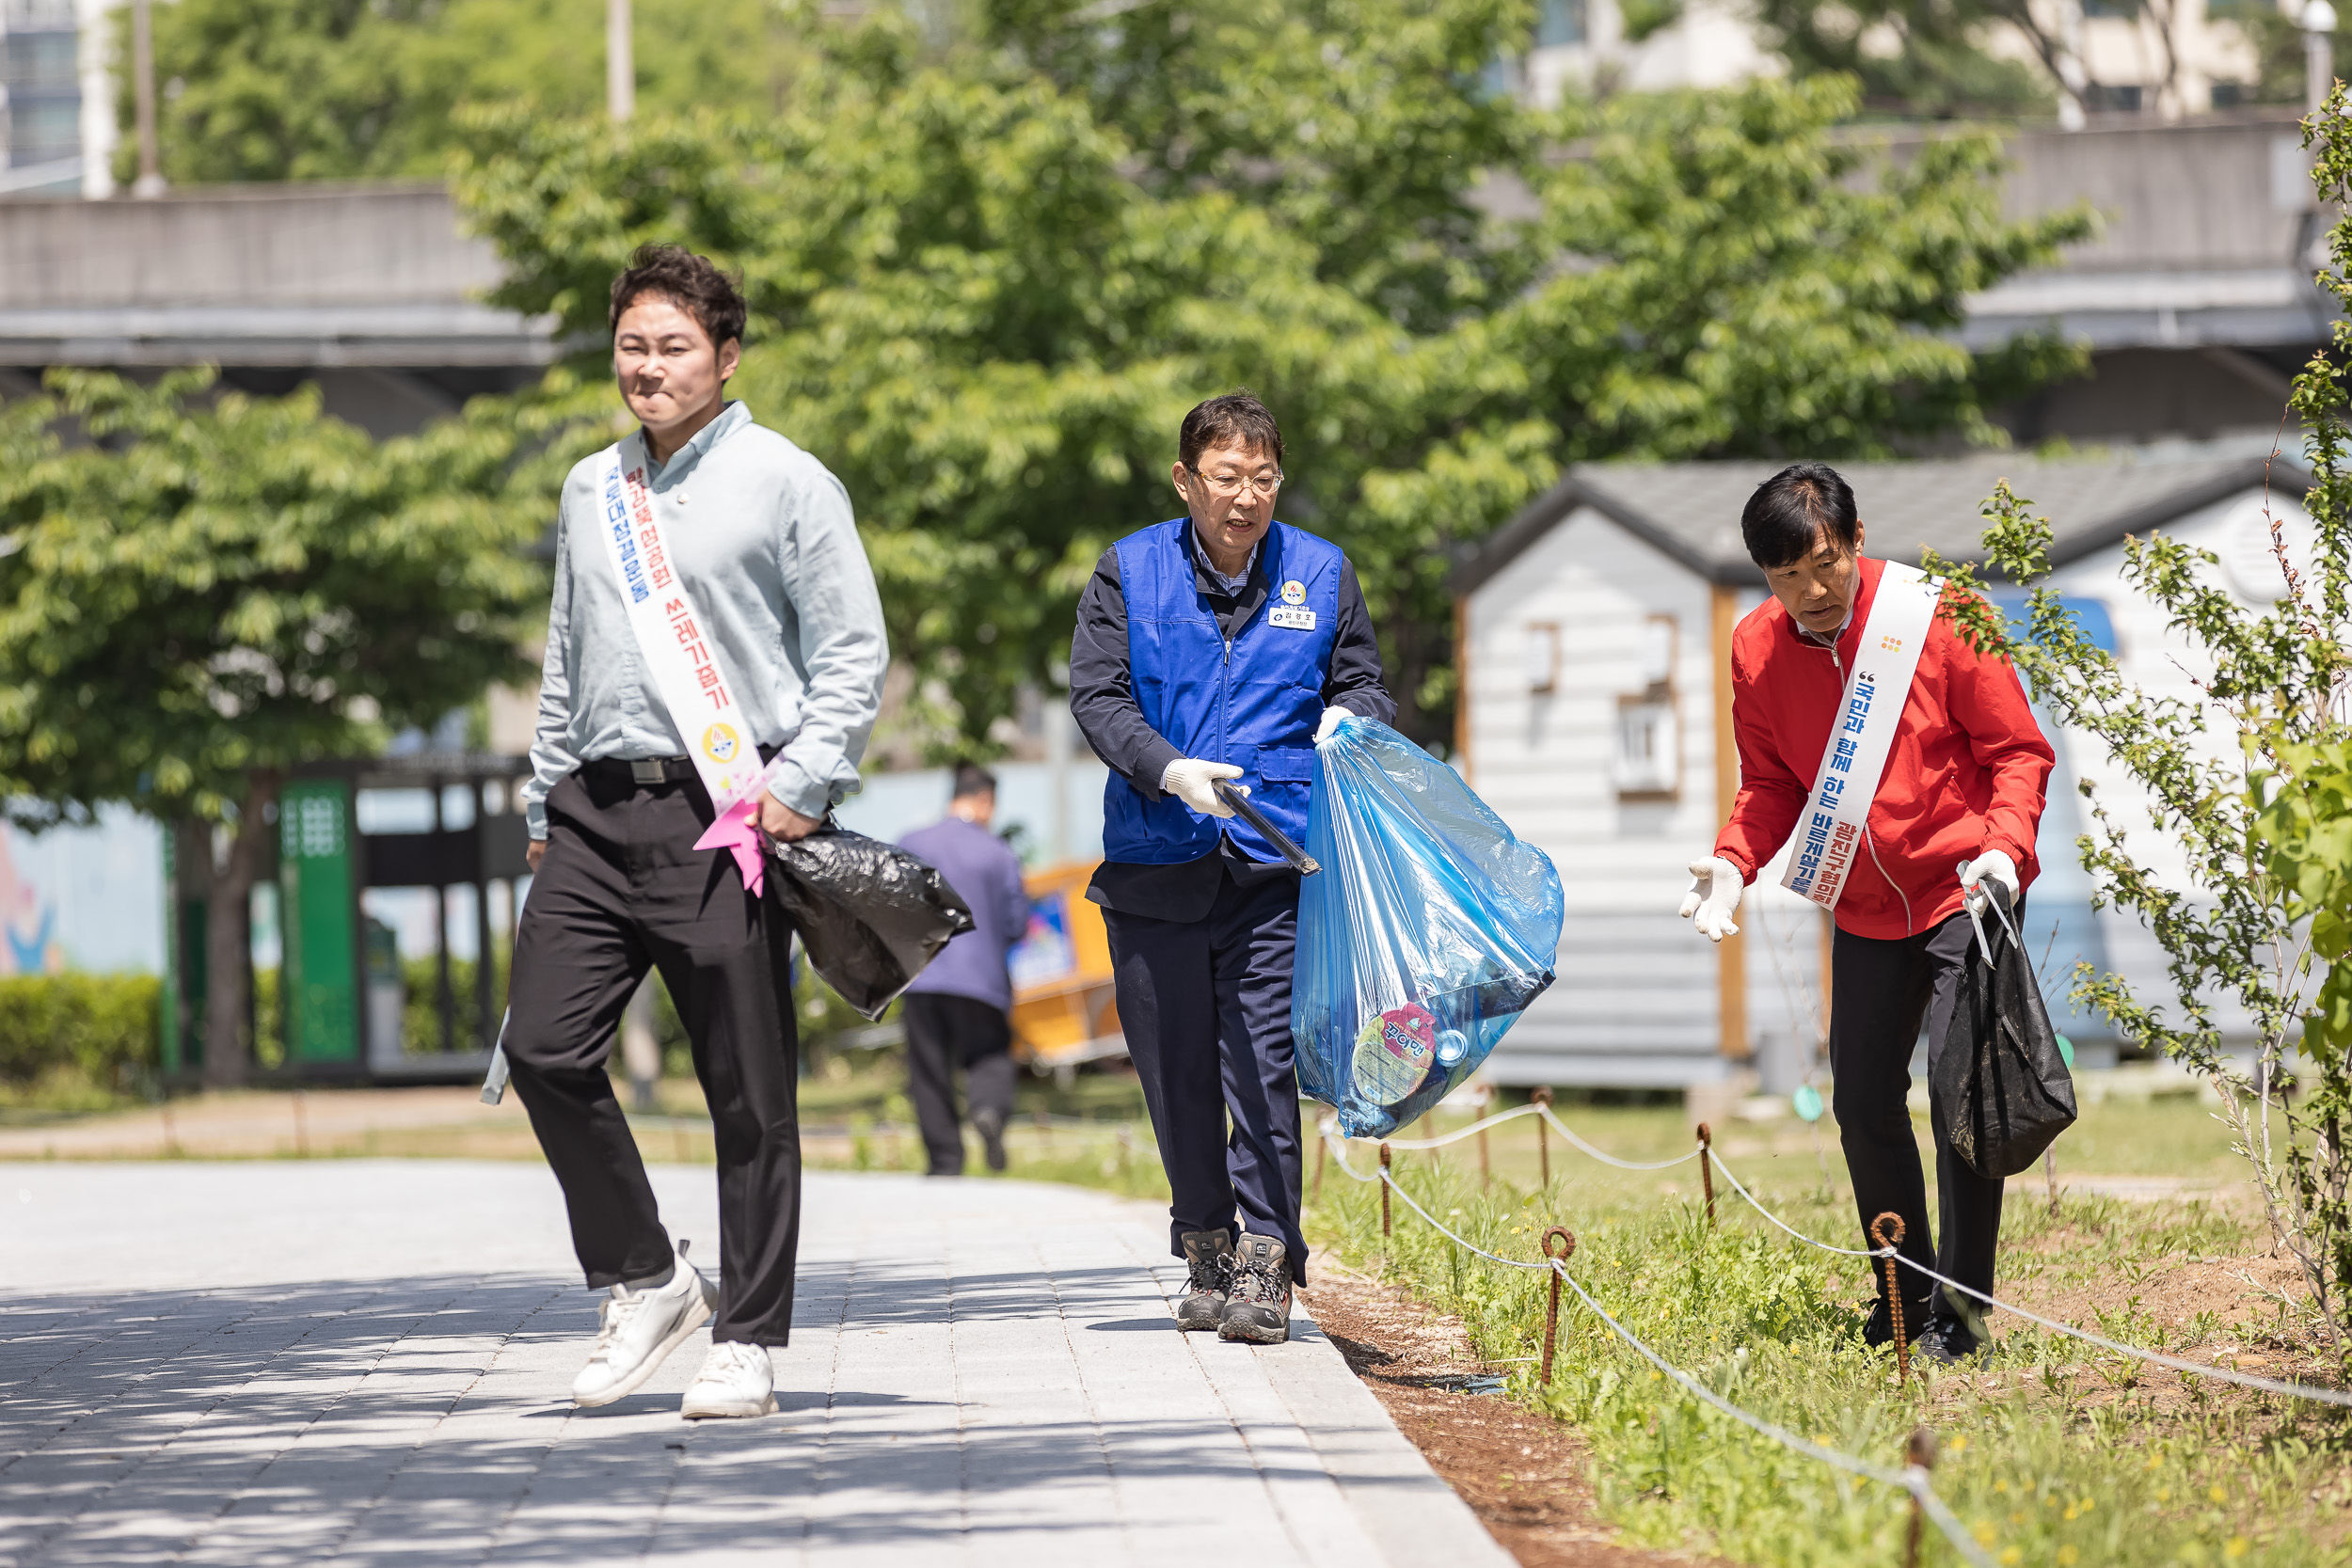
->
[522,402,887,836]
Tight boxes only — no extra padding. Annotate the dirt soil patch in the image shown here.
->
[1303,1250,1703,1568]
[1954,1239,2350,1418]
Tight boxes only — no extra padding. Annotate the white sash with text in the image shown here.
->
[596,440,783,893]
[1779,562,1941,912]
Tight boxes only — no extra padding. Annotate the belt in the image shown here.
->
[587,755,695,786]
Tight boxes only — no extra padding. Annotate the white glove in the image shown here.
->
[1162,758,1245,817]
[1959,849,2018,912]
[1314,705,1352,745]
[1677,855,1745,942]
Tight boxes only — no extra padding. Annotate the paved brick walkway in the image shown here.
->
[0,1161,1509,1567]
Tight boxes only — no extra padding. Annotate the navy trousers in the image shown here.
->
[1102,864,1308,1283]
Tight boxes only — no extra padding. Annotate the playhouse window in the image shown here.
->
[1614,613,1680,799]
[1526,622,1561,694]
[1615,699,1679,797]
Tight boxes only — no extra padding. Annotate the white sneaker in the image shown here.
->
[571,1242,718,1408]
[680,1339,777,1419]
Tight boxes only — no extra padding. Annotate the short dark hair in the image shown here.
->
[1741,462,1860,569]
[609,243,749,348]
[951,763,997,800]
[1179,390,1284,471]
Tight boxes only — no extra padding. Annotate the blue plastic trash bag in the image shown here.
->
[1293,715,1564,1137]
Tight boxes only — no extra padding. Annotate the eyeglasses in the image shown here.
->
[1187,465,1284,499]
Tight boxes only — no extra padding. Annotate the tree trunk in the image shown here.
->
[200,769,279,1090]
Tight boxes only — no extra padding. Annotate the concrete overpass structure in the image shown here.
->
[1947,112,2338,442]
[0,182,557,436]
[0,112,2334,442]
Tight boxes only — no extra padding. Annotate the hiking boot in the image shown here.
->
[572,1242,719,1408]
[1861,1293,1931,1349]
[1218,1233,1293,1345]
[1176,1229,1233,1331]
[973,1107,1009,1173]
[680,1339,778,1418]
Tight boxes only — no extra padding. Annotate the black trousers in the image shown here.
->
[1830,904,2012,1330]
[900,992,1016,1176]
[1102,863,1308,1283]
[505,765,803,1346]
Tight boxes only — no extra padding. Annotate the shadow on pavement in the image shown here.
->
[0,1267,1387,1565]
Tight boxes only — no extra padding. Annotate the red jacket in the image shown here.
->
[1713,556,2055,941]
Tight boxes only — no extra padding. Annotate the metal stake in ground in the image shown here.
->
[1379,1142,1393,1237]
[1532,1085,1553,1187]
[1540,1227,1577,1385]
[1872,1212,1911,1386]
[1901,1427,1939,1568]
[1697,1121,1715,1226]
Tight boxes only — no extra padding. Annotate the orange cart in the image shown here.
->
[1008,861,1125,1082]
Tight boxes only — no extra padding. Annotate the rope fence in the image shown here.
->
[1312,1093,2352,1564]
[1320,1128,1993,1568]
[1329,1096,2352,1409]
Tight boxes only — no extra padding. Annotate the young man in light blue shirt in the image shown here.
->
[506,245,886,1420]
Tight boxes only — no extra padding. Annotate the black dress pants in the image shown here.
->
[901,992,1016,1176]
[505,764,803,1346]
[1830,903,2013,1331]
[1102,863,1308,1283]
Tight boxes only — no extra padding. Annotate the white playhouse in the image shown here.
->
[1451,448,2311,1093]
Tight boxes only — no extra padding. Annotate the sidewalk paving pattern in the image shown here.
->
[0,1161,1512,1567]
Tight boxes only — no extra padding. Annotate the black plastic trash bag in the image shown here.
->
[1932,881,2077,1179]
[766,825,975,1021]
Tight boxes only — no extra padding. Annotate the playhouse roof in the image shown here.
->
[1453,449,2310,594]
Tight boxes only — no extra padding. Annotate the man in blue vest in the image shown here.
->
[1070,390,1393,1344]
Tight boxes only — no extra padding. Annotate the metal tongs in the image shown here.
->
[1214,779,1320,876]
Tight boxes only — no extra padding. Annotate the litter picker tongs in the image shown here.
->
[480,1009,511,1105]
[1214,779,1321,876]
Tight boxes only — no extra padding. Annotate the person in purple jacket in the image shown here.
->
[898,765,1033,1174]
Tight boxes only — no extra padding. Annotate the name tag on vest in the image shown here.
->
[1268,606,1317,630]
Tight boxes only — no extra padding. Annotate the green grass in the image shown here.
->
[1308,1097,2352,1568]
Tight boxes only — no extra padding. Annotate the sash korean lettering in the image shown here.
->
[1780,561,1942,911]
[596,439,785,897]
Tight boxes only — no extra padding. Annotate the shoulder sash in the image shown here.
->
[1779,562,1942,911]
[595,439,783,895]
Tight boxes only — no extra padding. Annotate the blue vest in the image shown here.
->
[1103,518,1344,864]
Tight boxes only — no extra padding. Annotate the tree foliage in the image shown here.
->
[1917,94,2352,1357]
[1753,0,2053,119]
[458,0,2089,749]
[0,370,572,1083]
[122,0,808,184]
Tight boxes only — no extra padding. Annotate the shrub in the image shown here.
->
[0,974,162,1092]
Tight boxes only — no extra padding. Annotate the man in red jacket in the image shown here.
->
[1679,462,2054,1363]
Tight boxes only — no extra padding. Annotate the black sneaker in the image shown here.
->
[1176,1229,1233,1332]
[1915,1318,1988,1366]
[973,1107,1008,1173]
[1218,1233,1293,1345]
[1862,1294,1932,1348]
